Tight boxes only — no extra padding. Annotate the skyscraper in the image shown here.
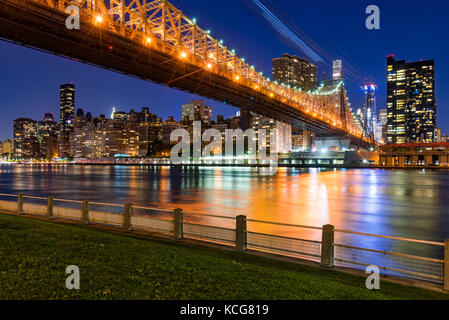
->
[387,56,436,144]
[13,118,39,158]
[182,100,212,124]
[38,113,58,160]
[333,60,342,80]
[272,54,318,91]
[377,109,388,144]
[2,139,13,155]
[362,81,377,140]
[251,114,292,154]
[60,83,75,132]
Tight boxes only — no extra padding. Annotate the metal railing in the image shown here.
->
[0,193,447,289]
[333,228,445,284]
[246,219,322,262]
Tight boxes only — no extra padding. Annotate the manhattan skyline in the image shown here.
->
[0,0,448,141]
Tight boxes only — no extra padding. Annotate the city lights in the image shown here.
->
[1,0,448,308]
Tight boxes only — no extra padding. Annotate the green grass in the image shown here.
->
[0,213,447,300]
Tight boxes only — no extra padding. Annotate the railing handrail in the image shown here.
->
[183,211,236,220]
[247,219,323,231]
[334,243,444,263]
[248,230,322,244]
[23,195,48,200]
[53,198,84,204]
[0,193,18,197]
[334,228,445,246]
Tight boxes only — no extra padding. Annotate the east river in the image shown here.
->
[1,164,448,256]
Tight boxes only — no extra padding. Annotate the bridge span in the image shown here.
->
[0,0,371,148]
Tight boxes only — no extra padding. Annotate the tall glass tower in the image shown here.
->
[362,81,377,141]
[59,83,75,132]
[387,56,436,144]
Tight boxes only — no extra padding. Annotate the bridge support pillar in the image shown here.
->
[315,137,351,152]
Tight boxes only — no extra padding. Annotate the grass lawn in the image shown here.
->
[0,213,447,300]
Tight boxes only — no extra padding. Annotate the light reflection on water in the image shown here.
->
[1,164,448,257]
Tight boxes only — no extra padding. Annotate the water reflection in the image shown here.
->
[1,164,449,256]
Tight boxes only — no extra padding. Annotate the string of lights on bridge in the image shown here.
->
[67,0,366,140]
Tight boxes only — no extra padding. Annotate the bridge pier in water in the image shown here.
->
[314,137,352,152]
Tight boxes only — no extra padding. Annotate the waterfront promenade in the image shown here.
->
[0,192,446,291]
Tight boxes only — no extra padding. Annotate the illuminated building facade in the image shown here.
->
[333,60,342,80]
[59,83,75,132]
[377,109,388,145]
[38,113,58,159]
[272,54,318,91]
[387,56,436,144]
[362,82,377,140]
[252,114,292,154]
[182,100,212,125]
[2,139,13,155]
[13,118,40,158]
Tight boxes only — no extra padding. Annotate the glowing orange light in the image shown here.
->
[180,51,187,59]
[95,15,103,23]
[234,75,240,81]
[269,93,274,97]
[206,63,213,69]
[146,37,152,44]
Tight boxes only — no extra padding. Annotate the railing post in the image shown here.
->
[444,239,449,291]
[81,200,89,224]
[123,203,133,231]
[17,194,24,215]
[321,224,334,268]
[173,208,183,240]
[47,196,54,219]
[236,215,247,251]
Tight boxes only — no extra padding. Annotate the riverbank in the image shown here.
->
[4,161,449,169]
[0,213,447,300]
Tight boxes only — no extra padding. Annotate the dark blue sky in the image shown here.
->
[0,0,447,140]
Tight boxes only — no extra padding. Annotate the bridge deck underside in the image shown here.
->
[0,0,369,148]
